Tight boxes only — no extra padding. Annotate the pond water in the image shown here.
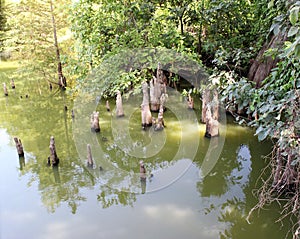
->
[0,71,290,239]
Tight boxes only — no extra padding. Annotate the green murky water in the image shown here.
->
[0,67,290,239]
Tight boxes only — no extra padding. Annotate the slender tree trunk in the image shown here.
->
[50,0,66,89]
[180,16,184,35]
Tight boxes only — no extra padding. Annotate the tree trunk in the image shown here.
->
[248,32,287,88]
[141,82,152,129]
[50,0,66,89]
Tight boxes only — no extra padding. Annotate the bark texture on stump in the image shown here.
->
[116,90,125,117]
[87,144,94,168]
[90,111,100,132]
[150,77,160,112]
[154,93,166,131]
[3,83,8,96]
[212,89,219,120]
[150,62,167,112]
[14,137,24,157]
[201,89,210,123]
[141,82,152,129]
[48,136,59,166]
[205,104,219,138]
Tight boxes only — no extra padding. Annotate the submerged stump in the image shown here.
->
[116,90,124,117]
[90,111,100,132]
[48,136,59,166]
[14,137,24,157]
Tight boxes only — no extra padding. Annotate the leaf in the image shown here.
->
[268,0,274,8]
[288,26,299,37]
[291,159,299,166]
[289,6,300,25]
[257,128,271,141]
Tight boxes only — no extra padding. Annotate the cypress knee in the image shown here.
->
[3,83,8,96]
[90,111,100,132]
[14,137,24,157]
[116,90,124,117]
[141,82,152,129]
[48,136,59,166]
[87,144,94,168]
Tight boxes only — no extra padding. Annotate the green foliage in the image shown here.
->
[3,0,73,84]
[215,0,298,156]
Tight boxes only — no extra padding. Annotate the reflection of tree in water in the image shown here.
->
[97,186,136,209]
[197,144,253,238]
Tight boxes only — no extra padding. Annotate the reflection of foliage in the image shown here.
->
[97,186,136,209]
[218,198,247,239]
[197,142,268,239]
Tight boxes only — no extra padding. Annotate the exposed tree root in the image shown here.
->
[247,145,300,239]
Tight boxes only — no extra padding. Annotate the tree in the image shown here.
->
[7,0,71,87]
[0,0,9,59]
[216,1,300,237]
